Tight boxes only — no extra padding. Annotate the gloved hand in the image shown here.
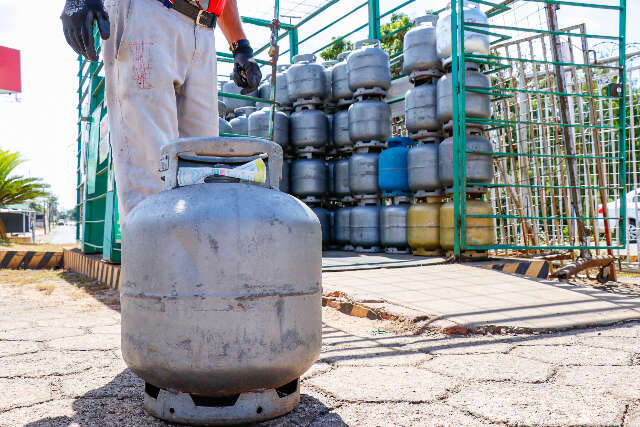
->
[231,39,262,95]
[61,0,111,62]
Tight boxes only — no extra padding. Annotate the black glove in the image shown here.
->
[231,39,262,95]
[61,0,111,62]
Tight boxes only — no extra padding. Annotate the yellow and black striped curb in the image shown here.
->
[63,249,121,289]
[0,250,63,269]
[482,260,551,279]
[322,297,381,320]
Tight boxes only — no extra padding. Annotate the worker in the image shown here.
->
[61,0,261,217]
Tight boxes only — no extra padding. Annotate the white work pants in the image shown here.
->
[103,0,218,218]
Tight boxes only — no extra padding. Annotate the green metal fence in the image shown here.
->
[450,0,627,258]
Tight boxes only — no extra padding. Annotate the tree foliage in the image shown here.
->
[320,37,354,61]
[0,150,50,207]
[0,149,50,240]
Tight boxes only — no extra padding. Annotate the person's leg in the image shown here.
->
[103,0,194,217]
[176,24,219,139]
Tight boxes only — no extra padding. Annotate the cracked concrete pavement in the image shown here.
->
[3,269,640,426]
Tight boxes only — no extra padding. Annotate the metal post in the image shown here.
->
[367,0,380,40]
[618,0,628,245]
[545,3,590,258]
[289,28,298,63]
[451,0,462,257]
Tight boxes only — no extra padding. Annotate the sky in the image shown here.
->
[0,0,638,210]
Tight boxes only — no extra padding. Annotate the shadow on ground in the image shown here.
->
[23,368,345,426]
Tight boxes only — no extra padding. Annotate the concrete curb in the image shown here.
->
[0,250,63,269]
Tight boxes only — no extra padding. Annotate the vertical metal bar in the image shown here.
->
[288,28,299,63]
[451,0,462,257]
[618,0,627,245]
[545,3,589,257]
[368,0,381,40]
[268,0,281,142]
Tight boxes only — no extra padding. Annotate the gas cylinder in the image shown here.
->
[380,203,409,253]
[291,158,328,200]
[122,137,321,425]
[222,80,257,111]
[405,81,439,134]
[280,158,291,193]
[258,64,291,108]
[311,206,331,248]
[437,70,491,126]
[229,106,256,136]
[332,51,353,105]
[219,117,232,135]
[408,198,441,254]
[290,108,329,150]
[350,204,380,251]
[248,107,290,148]
[322,60,337,105]
[440,198,495,250]
[218,100,228,118]
[378,137,413,195]
[333,109,352,151]
[334,158,351,198]
[439,134,493,193]
[408,141,440,196]
[436,1,490,63]
[349,151,379,196]
[347,39,392,95]
[348,99,391,144]
[335,206,352,247]
[286,54,328,104]
[403,15,439,77]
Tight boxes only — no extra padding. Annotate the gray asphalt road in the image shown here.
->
[42,225,77,244]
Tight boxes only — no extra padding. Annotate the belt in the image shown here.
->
[159,0,217,28]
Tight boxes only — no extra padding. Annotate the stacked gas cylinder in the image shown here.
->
[285,54,333,247]
[220,68,291,191]
[341,40,393,252]
[400,6,495,257]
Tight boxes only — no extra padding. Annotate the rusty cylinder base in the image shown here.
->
[143,379,300,426]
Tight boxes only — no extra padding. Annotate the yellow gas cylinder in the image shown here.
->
[407,197,441,255]
[440,198,494,250]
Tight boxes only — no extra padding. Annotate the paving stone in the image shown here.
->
[301,362,333,380]
[0,397,166,427]
[90,324,121,335]
[555,365,640,399]
[46,333,120,351]
[624,402,640,427]
[306,366,458,402]
[0,320,34,330]
[577,335,640,354]
[0,327,85,342]
[261,389,335,427]
[449,382,625,426]
[0,340,40,357]
[332,402,496,427]
[0,350,116,378]
[59,366,142,399]
[0,377,52,412]
[511,344,631,365]
[423,353,552,382]
[411,337,515,355]
[35,315,120,329]
[320,342,430,366]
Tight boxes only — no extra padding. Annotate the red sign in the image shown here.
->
[0,46,21,94]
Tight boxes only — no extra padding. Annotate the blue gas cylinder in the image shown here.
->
[378,137,414,196]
